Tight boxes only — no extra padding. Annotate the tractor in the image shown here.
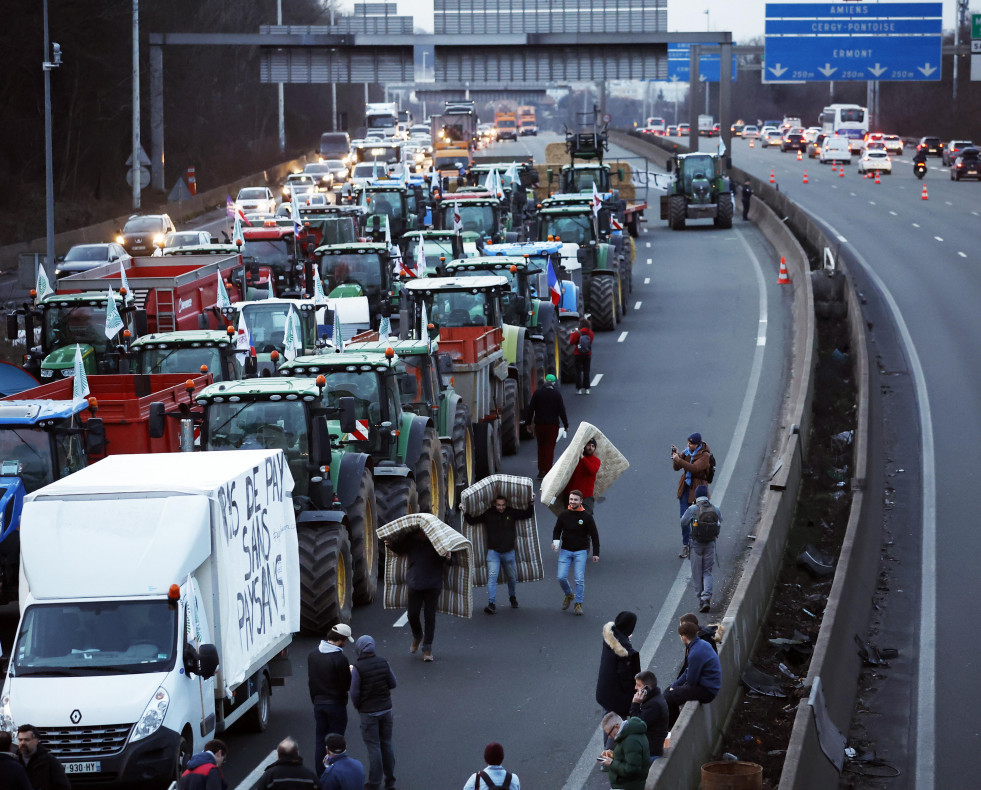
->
[660,152,734,230]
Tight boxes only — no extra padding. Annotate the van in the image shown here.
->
[319,132,351,162]
[820,136,852,164]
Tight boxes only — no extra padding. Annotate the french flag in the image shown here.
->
[546,256,561,306]
[225,195,252,226]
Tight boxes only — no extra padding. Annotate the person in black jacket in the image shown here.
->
[308,623,354,777]
[385,529,449,661]
[629,671,669,760]
[16,725,69,790]
[552,490,600,615]
[1,731,32,790]
[524,374,569,478]
[464,492,535,613]
[351,635,397,790]
[595,611,642,718]
[255,738,318,790]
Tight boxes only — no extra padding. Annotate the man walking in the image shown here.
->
[671,432,711,559]
[308,623,354,777]
[681,485,721,613]
[740,179,752,221]
[350,635,397,790]
[663,622,722,725]
[552,490,600,615]
[569,317,594,395]
[462,742,521,790]
[16,725,69,790]
[464,493,535,613]
[564,438,601,513]
[319,734,364,790]
[384,529,449,661]
[255,738,318,790]
[524,373,569,479]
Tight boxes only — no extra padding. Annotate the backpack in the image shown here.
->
[577,331,592,355]
[691,500,720,542]
[705,452,717,484]
[476,770,512,789]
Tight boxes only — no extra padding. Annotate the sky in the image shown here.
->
[337,0,964,41]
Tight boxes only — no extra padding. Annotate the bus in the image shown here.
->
[820,104,868,152]
[645,117,666,134]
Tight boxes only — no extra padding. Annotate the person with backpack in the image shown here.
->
[671,432,714,558]
[570,317,594,395]
[461,742,520,790]
[680,485,721,613]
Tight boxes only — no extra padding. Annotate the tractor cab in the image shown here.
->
[402,230,463,274]
[316,242,395,328]
[219,299,325,373]
[403,275,508,334]
[130,329,243,381]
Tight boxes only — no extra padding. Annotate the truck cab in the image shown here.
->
[219,299,327,375]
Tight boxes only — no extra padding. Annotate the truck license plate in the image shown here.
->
[65,761,101,774]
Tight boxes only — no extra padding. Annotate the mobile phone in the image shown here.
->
[596,757,606,762]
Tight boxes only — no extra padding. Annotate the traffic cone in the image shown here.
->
[921,184,928,200]
[769,168,775,184]
[839,165,845,178]
[802,170,808,184]
[831,162,837,172]
[874,170,881,184]
[749,139,755,148]
[777,257,791,285]
[796,149,802,161]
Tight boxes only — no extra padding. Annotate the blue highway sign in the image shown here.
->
[764,2,943,81]
[667,44,738,82]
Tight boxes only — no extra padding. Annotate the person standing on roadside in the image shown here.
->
[350,635,397,790]
[1,731,32,790]
[464,493,535,614]
[595,611,641,718]
[681,485,722,613]
[552,490,600,615]
[16,725,69,790]
[525,373,569,479]
[740,179,752,221]
[384,529,450,661]
[564,437,601,514]
[671,432,711,559]
[308,624,354,778]
[255,738,318,790]
[570,317,594,395]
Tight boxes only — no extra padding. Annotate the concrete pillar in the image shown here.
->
[150,44,164,192]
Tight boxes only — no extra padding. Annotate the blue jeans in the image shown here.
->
[679,484,691,545]
[313,701,348,777]
[487,549,517,604]
[360,710,396,789]
[557,548,587,603]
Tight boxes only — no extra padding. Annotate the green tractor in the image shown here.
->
[192,377,377,631]
[401,230,463,275]
[660,152,733,230]
[130,328,244,381]
[316,242,397,331]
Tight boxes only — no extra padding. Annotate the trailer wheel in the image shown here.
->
[451,401,475,491]
[668,195,687,230]
[590,276,617,331]
[349,470,378,606]
[490,419,503,474]
[501,379,520,455]
[298,526,353,635]
[413,427,444,521]
[244,674,271,732]
[473,422,496,479]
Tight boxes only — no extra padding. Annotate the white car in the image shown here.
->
[764,130,784,148]
[820,137,852,164]
[160,230,214,255]
[803,127,822,143]
[882,135,904,155]
[741,125,759,140]
[857,149,892,174]
[236,187,276,214]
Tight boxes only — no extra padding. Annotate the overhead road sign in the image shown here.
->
[667,43,737,82]
[764,2,943,82]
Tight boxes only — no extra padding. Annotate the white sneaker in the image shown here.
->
[585,389,590,395]
[577,388,584,395]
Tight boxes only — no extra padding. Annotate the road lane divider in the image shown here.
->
[617,332,628,343]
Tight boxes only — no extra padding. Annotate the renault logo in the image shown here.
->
[70,709,82,724]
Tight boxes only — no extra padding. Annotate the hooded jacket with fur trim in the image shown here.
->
[595,622,641,718]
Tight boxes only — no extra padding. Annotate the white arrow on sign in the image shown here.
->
[868,63,887,77]
[918,62,938,76]
[768,63,788,77]
[817,63,837,78]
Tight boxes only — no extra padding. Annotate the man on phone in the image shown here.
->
[628,672,669,760]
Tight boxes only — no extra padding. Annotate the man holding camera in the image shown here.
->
[671,432,712,559]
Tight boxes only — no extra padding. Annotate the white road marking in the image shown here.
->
[913,223,920,228]
[646,259,653,265]
[869,201,876,206]
[617,331,628,343]
[958,252,967,258]
[645,241,652,248]
[805,207,936,790]
[644,277,651,284]
[934,236,943,242]
[589,373,603,387]
[945,201,952,206]
[563,222,770,790]
[393,612,408,627]
[634,301,642,310]
[890,211,898,216]
[972,211,979,217]
[233,750,278,790]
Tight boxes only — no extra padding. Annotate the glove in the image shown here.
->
[557,427,567,441]
[552,539,561,552]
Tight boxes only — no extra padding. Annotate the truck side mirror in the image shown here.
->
[133,309,148,336]
[6,313,18,341]
[338,396,357,434]
[148,402,166,439]
[546,168,553,184]
[196,643,220,679]
[85,418,106,456]
[667,160,674,173]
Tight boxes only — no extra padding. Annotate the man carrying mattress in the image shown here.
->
[563,438,601,514]
[464,493,536,614]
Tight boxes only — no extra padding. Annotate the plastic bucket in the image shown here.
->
[700,761,763,790]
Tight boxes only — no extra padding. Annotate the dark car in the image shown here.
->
[950,148,981,181]
[115,214,176,255]
[916,136,944,157]
[942,140,974,167]
[54,242,131,279]
[781,132,807,152]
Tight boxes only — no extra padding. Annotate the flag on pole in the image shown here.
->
[482,168,496,193]
[546,256,561,306]
[226,194,251,225]
[313,273,328,306]
[591,181,602,216]
[35,265,52,304]
[283,305,301,361]
[235,310,253,355]
[290,196,303,237]
[413,236,426,277]
[332,307,344,352]
[504,161,518,189]
[233,215,245,247]
[267,272,274,301]
[420,301,430,347]
[215,271,231,309]
[72,344,89,400]
[494,168,504,199]
[378,314,391,342]
[104,289,124,340]
[118,260,134,304]
[383,215,392,247]
[452,203,463,233]
[718,137,727,157]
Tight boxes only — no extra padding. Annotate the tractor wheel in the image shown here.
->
[473,421,496,479]
[441,443,457,519]
[668,195,687,230]
[298,526,353,635]
[613,272,624,325]
[545,325,561,379]
[501,378,520,455]
[559,323,576,383]
[490,419,503,473]
[413,427,444,521]
[349,470,378,606]
[451,401,475,492]
[520,337,536,413]
[534,342,547,388]
[590,276,617,331]
[715,193,734,229]
[375,475,419,527]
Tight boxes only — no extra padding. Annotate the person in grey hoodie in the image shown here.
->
[351,635,397,790]
[308,623,354,777]
[680,485,722,613]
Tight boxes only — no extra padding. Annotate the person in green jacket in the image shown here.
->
[598,716,650,790]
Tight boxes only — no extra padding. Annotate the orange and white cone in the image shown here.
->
[796,149,802,161]
[749,139,755,148]
[777,257,791,285]
[874,170,881,184]
[921,184,929,200]
[831,162,837,172]
[802,170,809,184]
[769,168,775,184]
[839,164,845,178]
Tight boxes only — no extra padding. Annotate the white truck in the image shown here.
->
[698,114,715,137]
[0,450,300,789]
[364,101,399,139]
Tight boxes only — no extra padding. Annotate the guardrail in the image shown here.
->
[611,129,871,788]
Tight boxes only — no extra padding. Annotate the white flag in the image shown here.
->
[104,289,124,340]
[233,215,245,247]
[718,137,727,157]
[420,301,430,347]
[313,274,328,306]
[119,260,133,304]
[333,307,344,352]
[283,305,301,361]
[453,203,463,233]
[414,236,426,277]
[290,196,302,237]
[235,310,252,354]
[383,215,392,247]
[267,273,274,301]
[35,265,52,304]
[494,168,504,199]
[483,168,497,193]
[505,161,518,188]
[72,344,89,400]
[378,314,391,342]
[215,271,231,309]
[592,181,602,216]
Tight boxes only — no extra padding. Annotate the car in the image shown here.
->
[54,243,130,279]
[764,129,784,148]
[942,140,974,167]
[882,135,904,155]
[731,120,745,136]
[802,127,822,143]
[302,163,336,191]
[917,136,944,157]
[302,193,330,208]
[678,122,691,135]
[319,159,350,184]
[282,173,317,201]
[857,149,892,174]
[865,141,887,153]
[866,132,885,146]
[160,230,214,254]
[950,147,981,180]
[115,213,177,255]
[819,136,852,164]
[235,186,276,214]
[349,161,387,188]
[666,125,679,137]
[741,125,759,140]
[807,133,826,159]
[781,132,807,152]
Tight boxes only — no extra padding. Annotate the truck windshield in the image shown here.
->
[540,214,592,245]
[444,204,495,236]
[242,303,316,355]
[320,254,383,293]
[44,304,115,350]
[427,290,496,327]
[405,239,455,269]
[12,600,177,676]
[139,346,224,378]
[0,427,56,491]
[242,240,292,272]
[367,192,404,220]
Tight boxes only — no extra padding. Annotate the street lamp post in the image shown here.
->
[42,0,61,274]
[131,0,141,209]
